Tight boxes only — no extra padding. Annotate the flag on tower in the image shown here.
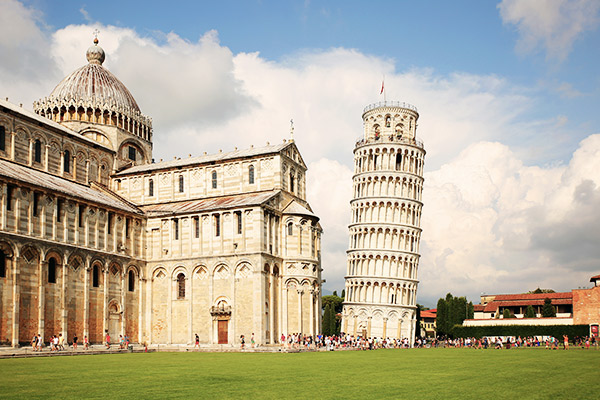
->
[380,80,384,95]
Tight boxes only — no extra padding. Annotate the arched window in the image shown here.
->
[34,140,42,163]
[128,270,135,292]
[48,258,57,284]
[177,273,185,299]
[148,179,154,197]
[287,222,293,235]
[211,171,217,189]
[92,265,99,287]
[249,165,255,184]
[385,115,391,127]
[289,173,295,193]
[178,175,184,193]
[0,252,6,278]
[0,125,5,151]
[63,150,70,173]
[396,154,402,171]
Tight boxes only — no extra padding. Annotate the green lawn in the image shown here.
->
[0,348,598,399]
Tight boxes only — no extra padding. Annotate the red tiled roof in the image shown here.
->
[491,292,572,301]
[473,304,485,311]
[590,274,600,282]
[483,298,572,312]
[420,311,436,319]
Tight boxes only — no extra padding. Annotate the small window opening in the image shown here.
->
[211,171,217,189]
[177,273,185,299]
[128,270,135,292]
[0,252,6,278]
[48,258,57,284]
[0,126,5,151]
[92,265,99,287]
[148,179,154,196]
[249,165,255,184]
[78,205,85,227]
[33,192,39,217]
[64,150,70,173]
[194,216,200,238]
[178,175,184,193]
[214,214,220,236]
[287,222,293,235]
[6,185,12,211]
[128,146,136,161]
[235,211,242,234]
[174,218,179,240]
[107,212,113,234]
[34,140,42,163]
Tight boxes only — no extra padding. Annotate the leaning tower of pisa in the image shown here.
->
[341,101,425,344]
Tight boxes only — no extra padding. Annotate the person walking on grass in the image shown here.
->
[563,335,569,350]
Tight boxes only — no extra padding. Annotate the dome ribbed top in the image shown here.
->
[45,39,140,113]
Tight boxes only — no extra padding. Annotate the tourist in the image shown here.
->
[240,335,245,349]
[195,334,200,349]
[83,335,89,350]
[251,333,255,348]
[73,334,78,350]
[53,335,59,351]
[58,334,65,351]
[119,335,125,349]
[563,335,569,350]
[31,334,37,351]
[105,332,111,349]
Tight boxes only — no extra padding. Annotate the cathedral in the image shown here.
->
[0,38,322,347]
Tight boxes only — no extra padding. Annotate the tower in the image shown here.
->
[341,101,425,344]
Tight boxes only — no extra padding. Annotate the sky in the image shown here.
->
[1,0,599,307]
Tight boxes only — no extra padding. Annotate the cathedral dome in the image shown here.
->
[47,39,140,113]
[34,38,152,143]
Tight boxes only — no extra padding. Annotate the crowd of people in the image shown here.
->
[28,332,131,352]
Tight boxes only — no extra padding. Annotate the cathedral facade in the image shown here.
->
[0,39,322,347]
[341,102,425,343]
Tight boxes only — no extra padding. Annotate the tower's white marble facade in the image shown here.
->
[341,101,425,344]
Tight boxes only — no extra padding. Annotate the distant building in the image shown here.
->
[419,309,436,337]
[464,275,600,337]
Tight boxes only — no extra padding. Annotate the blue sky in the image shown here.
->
[4,0,600,306]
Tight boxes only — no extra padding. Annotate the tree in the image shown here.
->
[415,307,422,338]
[333,290,338,297]
[322,303,332,336]
[502,309,512,319]
[436,297,449,337]
[330,306,339,336]
[322,294,343,314]
[341,289,345,300]
[467,302,474,319]
[525,305,536,318]
[542,298,556,317]
[529,288,555,294]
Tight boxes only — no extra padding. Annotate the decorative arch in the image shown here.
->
[152,266,168,280]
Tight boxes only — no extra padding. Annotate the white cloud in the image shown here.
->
[420,135,600,304]
[498,0,600,60]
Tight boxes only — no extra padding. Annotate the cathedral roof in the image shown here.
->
[0,158,142,214]
[116,141,297,175]
[282,200,317,219]
[139,190,279,217]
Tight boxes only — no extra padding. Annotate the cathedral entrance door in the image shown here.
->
[218,320,228,344]
[108,303,121,341]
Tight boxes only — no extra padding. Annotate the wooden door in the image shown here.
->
[218,320,228,344]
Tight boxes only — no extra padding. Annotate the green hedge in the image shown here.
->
[452,324,589,338]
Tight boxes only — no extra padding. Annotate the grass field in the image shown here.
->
[0,348,599,399]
